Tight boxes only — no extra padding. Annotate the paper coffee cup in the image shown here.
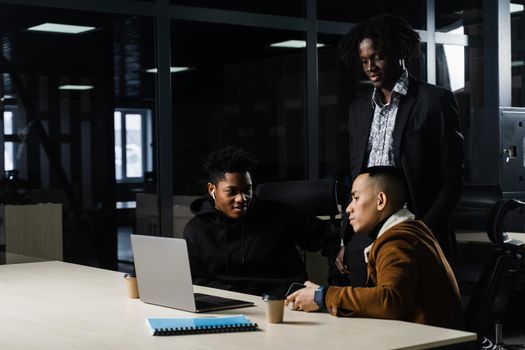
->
[124,273,139,299]
[262,294,284,323]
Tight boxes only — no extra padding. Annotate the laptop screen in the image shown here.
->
[130,235,254,312]
[130,235,198,311]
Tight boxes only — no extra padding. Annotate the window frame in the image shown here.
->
[114,107,153,184]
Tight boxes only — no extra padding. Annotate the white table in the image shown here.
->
[456,230,525,244]
[0,261,476,350]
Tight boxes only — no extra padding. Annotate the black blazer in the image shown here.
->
[347,76,464,248]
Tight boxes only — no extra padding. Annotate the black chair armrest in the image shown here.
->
[488,199,525,247]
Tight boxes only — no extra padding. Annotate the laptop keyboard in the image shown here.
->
[194,293,251,308]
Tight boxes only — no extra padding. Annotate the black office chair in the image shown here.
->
[464,199,525,349]
[255,179,340,284]
[255,179,340,222]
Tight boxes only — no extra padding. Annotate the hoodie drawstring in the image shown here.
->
[223,220,230,272]
[241,224,245,264]
[223,220,246,271]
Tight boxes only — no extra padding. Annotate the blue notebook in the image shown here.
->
[146,314,258,336]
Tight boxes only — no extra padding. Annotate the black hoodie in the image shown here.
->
[183,195,340,297]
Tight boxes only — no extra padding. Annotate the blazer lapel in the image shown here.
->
[353,96,374,173]
[392,82,417,165]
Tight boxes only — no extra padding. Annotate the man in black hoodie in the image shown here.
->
[183,146,341,297]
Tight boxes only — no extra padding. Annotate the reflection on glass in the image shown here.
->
[441,27,465,92]
[4,111,13,134]
[114,111,122,181]
[436,0,483,33]
[171,20,307,194]
[511,3,525,106]
[318,0,426,30]
[125,114,143,178]
[511,3,524,14]
[4,142,14,171]
[115,109,152,182]
[170,0,304,17]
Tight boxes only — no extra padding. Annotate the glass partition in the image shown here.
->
[171,20,307,195]
[171,0,305,17]
[318,0,426,30]
[0,4,155,269]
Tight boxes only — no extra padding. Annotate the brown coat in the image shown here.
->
[325,220,464,330]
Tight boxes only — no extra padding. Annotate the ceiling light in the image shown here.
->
[146,67,190,73]
[28,23,95,34]
[270,40,325,48]
[512,60,524,67]
[511,3,524,13]
[58,85,94,91]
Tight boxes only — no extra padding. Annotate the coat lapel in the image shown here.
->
[353,96,374,174]
[392,80,417,165]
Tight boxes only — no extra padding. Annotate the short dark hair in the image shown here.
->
[361,166,409,210]
[204,145,257,184]
[339,14,420,66]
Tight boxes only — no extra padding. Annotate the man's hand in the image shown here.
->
[284,281,320,312]
[335,246,350,275]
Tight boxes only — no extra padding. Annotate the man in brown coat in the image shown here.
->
[286,166,464,330]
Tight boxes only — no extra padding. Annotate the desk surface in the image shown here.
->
[457,230,525,244]
[0,261,476,350]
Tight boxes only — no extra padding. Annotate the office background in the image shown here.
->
[0,0,523,270]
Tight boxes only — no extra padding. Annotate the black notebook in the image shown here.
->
[146,314,258,336]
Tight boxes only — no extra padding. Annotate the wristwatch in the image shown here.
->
[314,285,327,308]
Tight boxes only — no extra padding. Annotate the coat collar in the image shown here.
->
[392,76,419,164]
[377,208,416,239]
[371,69,409,108]
[363,208,416,263]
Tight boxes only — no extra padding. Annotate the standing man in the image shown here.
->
[335,15,464,286]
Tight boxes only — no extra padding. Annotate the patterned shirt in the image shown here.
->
[366,70,409,167]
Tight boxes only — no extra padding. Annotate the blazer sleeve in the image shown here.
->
[421,89,464,230]
[324,239,418,319]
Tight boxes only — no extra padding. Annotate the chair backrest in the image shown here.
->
[464,248,522,335]
[452,184,502,232]
[255,179,339,219]
[464,198,525,336]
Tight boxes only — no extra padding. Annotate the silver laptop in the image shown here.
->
[130,234,254,312]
